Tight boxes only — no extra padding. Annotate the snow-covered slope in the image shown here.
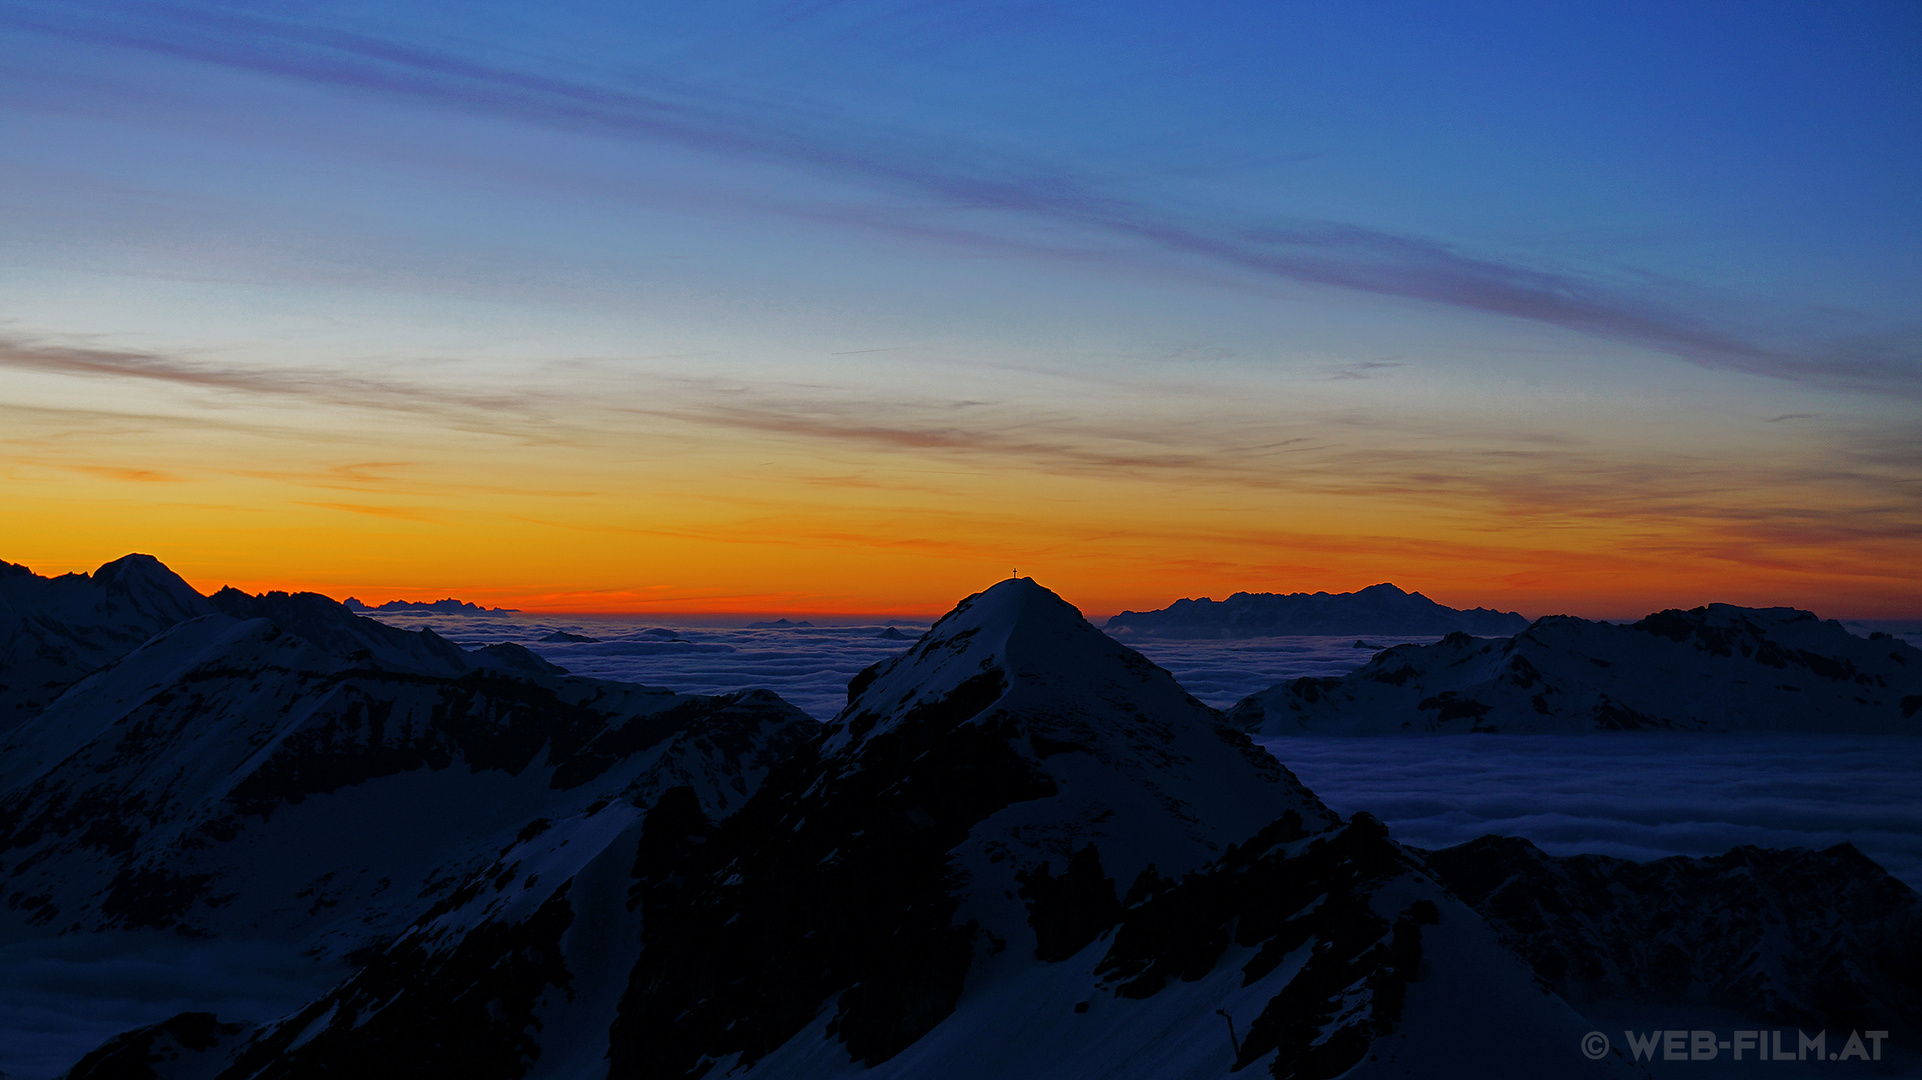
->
[1105,583,1527,640]
[67,816,1640,1080]
[1231,604,1922,734]
[0,555,214,733]
[680,813,1633,1080]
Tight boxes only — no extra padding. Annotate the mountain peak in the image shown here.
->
[916,575,1087,652]
[0,554,217,731]
[88,553,215,620]
[825,576,1335,877]
[830,576,1175,745]
[603,580,1338,1076]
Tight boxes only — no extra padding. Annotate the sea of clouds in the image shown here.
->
[380,611,1922,891]
[372,611,1427,719]
[1261,733,1922,891]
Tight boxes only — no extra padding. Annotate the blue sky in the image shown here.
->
[3,0,1918,615]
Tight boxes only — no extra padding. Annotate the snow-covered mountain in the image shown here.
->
[1230,603,1922,734]
[605,577,1354,1077]
[83,579,1646,1080]
[26,573,1920,1080]
[1422,835,1922,1035]
[1105,583,1527,640]
[0,555,214,733]
[0,588,815,956]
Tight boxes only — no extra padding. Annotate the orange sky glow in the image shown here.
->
[5,4,1917,623]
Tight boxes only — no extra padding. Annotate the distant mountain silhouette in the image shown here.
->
[1105,583,1527,639]
[341,597,518,614]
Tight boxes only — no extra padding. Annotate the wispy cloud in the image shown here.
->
[0,333,546,422]
[7,329,1915,562]
[10,1,1917,396]
[628,399,1218,475]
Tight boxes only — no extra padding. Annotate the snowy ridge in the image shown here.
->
[208,587,475,678]
[1105,583,1528,640]
[0,555,215,733]
[1231,603,1922,734]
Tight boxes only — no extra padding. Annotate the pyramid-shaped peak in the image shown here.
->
[93,552,186,585]
[829,576,1222,754]
[854,577,1140,706]
[87,553,214,620]
[925,575,1087,639]
[824,574,1338,894]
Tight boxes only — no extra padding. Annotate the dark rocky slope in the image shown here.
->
[1422,834,1922,1036]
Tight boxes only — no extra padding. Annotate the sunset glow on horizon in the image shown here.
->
[4,1,1918,622]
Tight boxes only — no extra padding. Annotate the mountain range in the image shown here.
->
[1104,584,1528,640]
[0,557,1913,1078]
[0,556,814,1079]
[342,598,520,614]
[1230,604,1922,734]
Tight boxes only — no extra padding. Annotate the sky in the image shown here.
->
[2,0,1918,618]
